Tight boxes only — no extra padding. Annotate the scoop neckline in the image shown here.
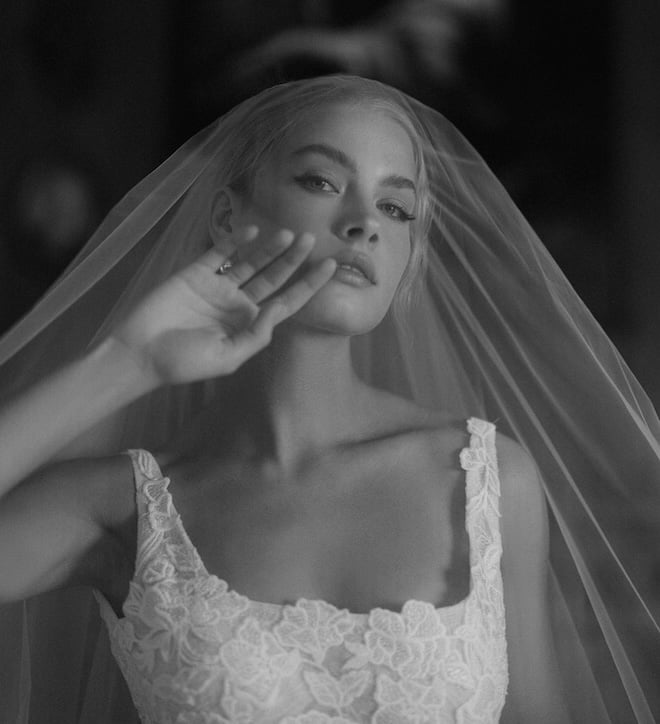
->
[127,418,488,619]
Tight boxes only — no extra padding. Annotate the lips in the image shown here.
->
[333,251,377,284]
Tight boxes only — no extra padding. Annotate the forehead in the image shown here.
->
[275,102,417,176]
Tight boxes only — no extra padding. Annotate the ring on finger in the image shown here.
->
[217,259,234,276]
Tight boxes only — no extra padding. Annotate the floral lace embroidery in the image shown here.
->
[95,418,508,723]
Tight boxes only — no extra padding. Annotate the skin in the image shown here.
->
[0,102,569,721]
[218,103,417,336]
[140,105,463,612]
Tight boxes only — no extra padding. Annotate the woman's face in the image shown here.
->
[226,102,418,335]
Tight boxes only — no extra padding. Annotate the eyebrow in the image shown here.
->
[291,143,417,194]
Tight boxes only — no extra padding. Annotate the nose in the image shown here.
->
[334,198,380,244]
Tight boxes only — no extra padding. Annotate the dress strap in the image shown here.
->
[459,417,500,512]
[94,450,174,624]
[457,418,508,700]
[124,449,178,573]
[124,448,168,514]
[459,418,503,582]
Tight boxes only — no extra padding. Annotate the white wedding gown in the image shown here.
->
[95,418,508,723]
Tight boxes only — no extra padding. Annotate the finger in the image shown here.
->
[254,257,337,327]
[222,303,280,366]
[225,260,335,362]
[235,225,260,243]
[223,229,296,285]
[222,258,336,366]
[195,226,260,272]
[241,232,317,303]
[195,246,233,272]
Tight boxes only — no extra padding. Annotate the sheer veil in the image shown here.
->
[0,75,658,722]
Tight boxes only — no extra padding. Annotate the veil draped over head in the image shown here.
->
[0,76,658,723]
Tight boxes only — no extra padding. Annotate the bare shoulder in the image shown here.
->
[358,387,545,516]
[496,432,539,482]
[394,411,548,538]
[30,453,137,529]
[0,453,137,602]
[495,432,545,512]
[494,431,549,557]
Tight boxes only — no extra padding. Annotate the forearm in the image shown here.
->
[0,336,157,496]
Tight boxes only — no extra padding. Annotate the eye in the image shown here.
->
[380,201,416,223]
[295,174,338,193]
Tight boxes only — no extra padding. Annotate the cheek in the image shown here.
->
[384,235,413,290]
[244,182,324,237]
[238,193,284,234]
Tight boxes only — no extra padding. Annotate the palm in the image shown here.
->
[128,268,258,381]
[112,229,335,386]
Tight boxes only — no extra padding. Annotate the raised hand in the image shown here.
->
[110,227,336,387]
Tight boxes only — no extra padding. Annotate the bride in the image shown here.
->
[0,76,657,723]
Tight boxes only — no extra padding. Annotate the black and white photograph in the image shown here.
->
[0,1,658,722]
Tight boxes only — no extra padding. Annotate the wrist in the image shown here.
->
[87,336,161,400]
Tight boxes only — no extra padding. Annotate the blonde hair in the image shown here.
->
[216,76,431,316]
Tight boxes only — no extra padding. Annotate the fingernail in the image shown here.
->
[322,258,337,274]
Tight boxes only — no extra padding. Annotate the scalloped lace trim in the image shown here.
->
[96,417,507,723]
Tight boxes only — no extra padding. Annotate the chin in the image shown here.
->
[293,285,390,336]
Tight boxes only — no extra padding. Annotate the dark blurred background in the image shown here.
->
[2,0,660,400]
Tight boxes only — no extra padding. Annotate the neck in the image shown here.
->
[216,323,367,469]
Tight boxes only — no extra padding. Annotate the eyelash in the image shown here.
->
[294,174,416,223]
[295,174,337,193]
[381,202,416,223]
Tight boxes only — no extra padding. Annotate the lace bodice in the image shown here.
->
[95,417,508,723]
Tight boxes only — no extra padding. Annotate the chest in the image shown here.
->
[165,443,470,612]
[99,429,509,724]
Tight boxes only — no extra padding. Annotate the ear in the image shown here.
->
[209,188,240,244]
